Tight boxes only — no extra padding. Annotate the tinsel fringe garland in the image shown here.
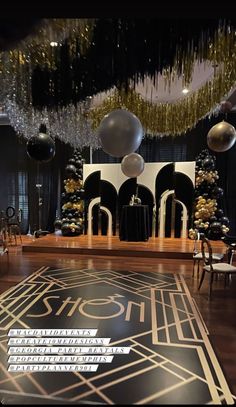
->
[5,100,101,150]
[0,20,236,146]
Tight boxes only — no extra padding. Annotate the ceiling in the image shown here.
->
[0,18,41,51]
[134,62,216,103]
[1,17,236,115]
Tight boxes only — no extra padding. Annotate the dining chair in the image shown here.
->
[5,207,22,245]
[192,232,224,277]
[198,236,236,299]
[0,234,9,264]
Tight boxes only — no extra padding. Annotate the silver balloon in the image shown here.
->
[121,153,145,178]
[207,121,236,152]
[97,109,143,157]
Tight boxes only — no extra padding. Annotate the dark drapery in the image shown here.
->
[0,127,74,234]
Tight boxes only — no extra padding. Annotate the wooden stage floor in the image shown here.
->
[21,234,226,259]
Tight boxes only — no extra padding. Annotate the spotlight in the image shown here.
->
[182,88,189,94]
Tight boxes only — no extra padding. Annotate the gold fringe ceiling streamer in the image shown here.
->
[0,20,236,141]
[90,27,236,136]
[12,18,96,59]
[0,18,96,108]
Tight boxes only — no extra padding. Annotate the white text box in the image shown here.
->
[8,355,113,363]
[8,364,98,372]
[8,329,97,337]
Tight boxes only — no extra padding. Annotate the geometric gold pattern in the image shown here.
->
[0,266,234,404]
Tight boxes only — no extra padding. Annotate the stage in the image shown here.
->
[21,234,226,260]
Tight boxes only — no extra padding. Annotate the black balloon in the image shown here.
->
[61,223,71,236]
[212,187,224,198]
[54,219,62,229]
[202,156,215,170]
[68,158,76,165]
[215,209,224,218]
[210,222,222,233]
[209,216,217,223]
[202,149,210,156]
[65,164,77,176]
[220,216,230,226]
[66,164,76,174]
[196,159,202,167]
[79,189,85,198]
[27,132,55,162]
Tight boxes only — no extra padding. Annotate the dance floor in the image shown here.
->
[0,266,233,404]
[21,234,226,259]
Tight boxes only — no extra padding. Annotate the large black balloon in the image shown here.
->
[27,132,55,162]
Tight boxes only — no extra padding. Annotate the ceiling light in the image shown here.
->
[182,88,189,94]
[50,41,58,47]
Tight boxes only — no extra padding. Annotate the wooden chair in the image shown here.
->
[192,232,224,277]
[6,207,22,246]
[198,236,236,299]
[0,234,9,265]
[221,235,236,264]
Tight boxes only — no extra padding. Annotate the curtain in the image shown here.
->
[0,126,74,234]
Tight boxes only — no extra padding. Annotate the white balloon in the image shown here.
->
[121,153,145,178]
[97,109,143,157]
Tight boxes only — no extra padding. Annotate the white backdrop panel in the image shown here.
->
[84,162,195,199]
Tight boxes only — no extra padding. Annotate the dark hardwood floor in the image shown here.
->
[0,236,236,398]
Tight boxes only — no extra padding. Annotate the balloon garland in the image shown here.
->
[189,149,230,240]
[54,149,85,236]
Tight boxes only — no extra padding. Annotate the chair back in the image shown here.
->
[193,232,202,254]
[6,207,22,226]
[201,236,213,270]
[0,232,7,253]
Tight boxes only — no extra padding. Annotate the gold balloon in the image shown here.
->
[207,120,236,152]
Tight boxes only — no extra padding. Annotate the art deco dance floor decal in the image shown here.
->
[0,266,234,404]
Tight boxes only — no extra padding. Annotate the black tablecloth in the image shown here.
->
[119,205,150,241]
